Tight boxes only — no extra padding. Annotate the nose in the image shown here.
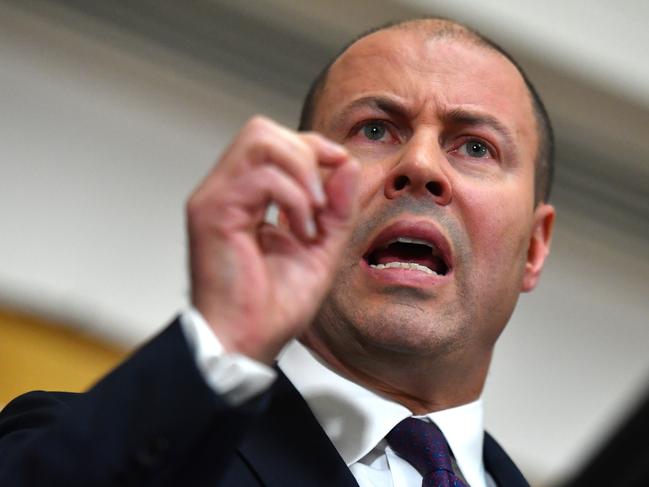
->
[384,134,452,205]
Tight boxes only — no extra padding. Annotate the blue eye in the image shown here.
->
[362,122,387,141]
[458,139,491,158]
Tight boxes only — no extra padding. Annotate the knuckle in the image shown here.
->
[185,194,209,227]
[185,193,202,216]
[245,115,272,135]
[186,187,223,223]
[246,130,280,162]
[301,130,322,141]
[251,133,274,155]
[301,131,329,147]
[255,165,281,180]
[289,140,317,167]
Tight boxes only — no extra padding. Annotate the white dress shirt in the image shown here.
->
[180,309,495,487]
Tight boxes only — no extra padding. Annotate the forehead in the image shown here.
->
[314,28,537,153]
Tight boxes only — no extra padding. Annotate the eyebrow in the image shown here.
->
[327,95,410,132]
[442,108,517,151]
[327,97,518,154]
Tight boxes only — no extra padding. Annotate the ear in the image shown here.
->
[521,203,555,292]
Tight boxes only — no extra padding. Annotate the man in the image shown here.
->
[0,17,554,486]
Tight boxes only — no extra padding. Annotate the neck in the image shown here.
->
[300,329,492,414]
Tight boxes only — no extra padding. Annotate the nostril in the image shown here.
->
[394,175,409,190]
[426,181,443,196]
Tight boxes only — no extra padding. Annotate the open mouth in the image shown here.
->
[362,224,452,277]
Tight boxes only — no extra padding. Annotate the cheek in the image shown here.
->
[460,184,533,275]
[357,162,389,208]
[456,185,533,334]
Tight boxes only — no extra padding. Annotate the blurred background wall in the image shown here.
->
[1,0,647,485]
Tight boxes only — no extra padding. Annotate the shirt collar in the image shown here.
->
[278,340,487,487]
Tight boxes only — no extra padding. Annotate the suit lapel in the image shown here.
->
[483,432,530,487]
[239,369,530,487]
[238,370,359,487]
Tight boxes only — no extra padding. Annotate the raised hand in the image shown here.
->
[187,116,360,364]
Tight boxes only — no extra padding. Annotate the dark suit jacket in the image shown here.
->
[0,319,529,486]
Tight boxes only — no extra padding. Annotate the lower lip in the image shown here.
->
[360,259,451,287]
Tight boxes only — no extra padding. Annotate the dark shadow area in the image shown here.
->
[562,385,649,487]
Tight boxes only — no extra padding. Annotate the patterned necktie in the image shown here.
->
[386,417,469,487]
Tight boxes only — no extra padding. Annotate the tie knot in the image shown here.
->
[386,417,455,477]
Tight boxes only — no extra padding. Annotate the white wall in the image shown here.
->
[485,204,649,483]
[0,4,296,344]
[1,4,648,485]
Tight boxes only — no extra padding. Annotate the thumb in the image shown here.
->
[322,157,361,223]
[312,157,360,261]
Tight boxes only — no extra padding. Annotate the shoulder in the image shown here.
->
[0,391,78,432]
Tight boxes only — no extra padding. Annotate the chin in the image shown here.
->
[330,298,472,359]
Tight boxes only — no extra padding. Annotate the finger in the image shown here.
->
[245,119,348,168]
[320,157,361,223]
[194,116,320,203]
[247,134,325,208]
[241,118,348,208]
[236,166,318,241]
[309,158,361,261]
[195,117,350,215]
[298,131,350,166]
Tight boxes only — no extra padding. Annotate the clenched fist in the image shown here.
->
[187,116,360,364]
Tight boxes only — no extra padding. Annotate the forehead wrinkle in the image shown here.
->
[316,30,537,163]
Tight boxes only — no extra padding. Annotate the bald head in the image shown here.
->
[299,18,554,203]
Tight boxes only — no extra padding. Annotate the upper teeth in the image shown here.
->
[370,262,437,275]
[370,236,443,275]
[393,237,432,247]
[380,237,439,256]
